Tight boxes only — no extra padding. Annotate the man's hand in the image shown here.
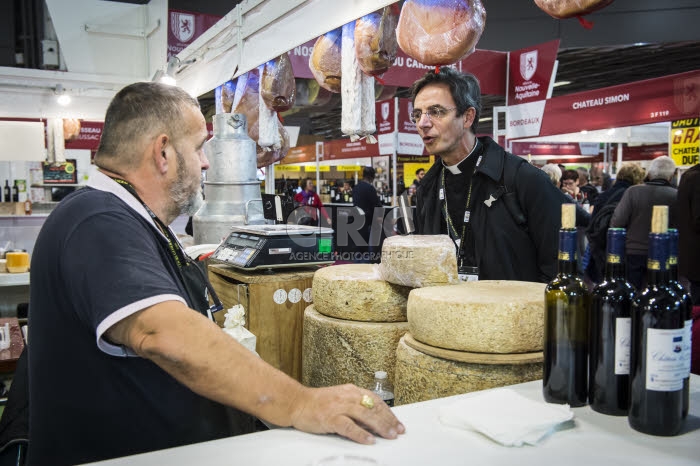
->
[289,384,405,444]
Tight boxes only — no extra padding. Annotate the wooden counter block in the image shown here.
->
[208,264,319,382]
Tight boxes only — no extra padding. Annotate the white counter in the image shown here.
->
[88,376,700,466]
[0,272,29,287]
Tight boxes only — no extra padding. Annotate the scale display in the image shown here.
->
[211,224,334,270]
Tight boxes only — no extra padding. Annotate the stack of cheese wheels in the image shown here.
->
[303,264,410,390]
[395,280,546,405]
[379,235,459,288]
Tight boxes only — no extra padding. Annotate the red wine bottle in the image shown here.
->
[589,228,635,415]
[629,206,685,436]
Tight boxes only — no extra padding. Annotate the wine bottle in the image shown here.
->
[589,228,635,415]
[628,206,685,436]
[544,203,590,407]
[12,181,18,202]
[668,228,692,419]
[3,180,10,203]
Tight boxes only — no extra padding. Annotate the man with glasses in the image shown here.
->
[411,67,568,282]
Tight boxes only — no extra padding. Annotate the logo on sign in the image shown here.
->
[171,12,195,43]
[674,76,700,114]
[381,102,390,121]
[520,50,538,81]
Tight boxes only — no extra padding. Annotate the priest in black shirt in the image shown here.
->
[411,67,570,282]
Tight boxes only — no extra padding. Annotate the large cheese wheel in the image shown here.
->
[395,0,486,66]
[408,280,546,353]
[313,264,410,322]
[302,305,409,390]
[394,335,542,405]
[379,234,458,288]
[534,0,614,19]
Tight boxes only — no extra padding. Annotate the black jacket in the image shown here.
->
[352,180,382,242]
[415,136,568,282]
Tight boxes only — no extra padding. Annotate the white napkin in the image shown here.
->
[438,388,574,447]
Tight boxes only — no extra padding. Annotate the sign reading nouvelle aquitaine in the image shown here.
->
[167,9,221,59]
[507,39,560,105]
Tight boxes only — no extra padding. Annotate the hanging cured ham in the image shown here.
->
[354,6,399,76]
[396,0,486,66]
[63,118,81,141]
[534,0,614,19]
[341,21,376,143]
[256,124,290,168]
[309,28,342,93]
[260,53,296,112]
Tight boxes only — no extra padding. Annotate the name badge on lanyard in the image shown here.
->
[439,188,445,200]
[463,210,471,223]
[458,265,479,282]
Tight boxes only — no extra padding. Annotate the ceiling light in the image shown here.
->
[480,117,493,122]
[580,130,588,135]
[607,128,615,135]
[55,84,71,106]
[553,81,571,88]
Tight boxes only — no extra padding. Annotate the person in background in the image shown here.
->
[674,162,700,305]
[294,178,331,226]
[411,67,569,282]
[340,180,353,202]
[352,166,383,262]
[584,162,645,285]
[560,169,582,202]
[610,156,678,289]
[27,82,403,465]
[577,167,599,205]
[412,168,425,187]
[541,164,562,187]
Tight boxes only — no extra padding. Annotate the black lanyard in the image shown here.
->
[439,144,482,267]
[111,178,223,318]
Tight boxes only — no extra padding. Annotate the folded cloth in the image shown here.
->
[439,388,574,447]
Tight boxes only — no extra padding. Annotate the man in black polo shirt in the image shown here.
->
[28,82,403,465]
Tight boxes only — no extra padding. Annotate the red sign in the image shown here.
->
[621,143,668,161]
[65,121,103,151]
[537,70,700,138]
[322,139,380,160]
[375,100,394,134]
[508,39,560,105]
[288,39,507,96]
[168,9,221,59]
[510,142,600,157]
[284,145,317,164]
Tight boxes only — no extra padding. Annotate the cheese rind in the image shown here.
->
[313,264,410,322]
[394,335,542,405]
[408,280,546,353]
[379,234,459,288]
[302,305,409,390]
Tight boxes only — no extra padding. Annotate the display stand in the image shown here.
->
[208,264,318,382]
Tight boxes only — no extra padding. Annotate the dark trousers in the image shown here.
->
[626,254,647,291]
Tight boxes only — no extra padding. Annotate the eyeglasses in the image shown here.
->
[410,106,457,124]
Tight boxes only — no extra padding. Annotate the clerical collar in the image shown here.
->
[442,139,480,175]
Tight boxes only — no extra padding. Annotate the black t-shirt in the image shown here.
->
[27,175,245,465]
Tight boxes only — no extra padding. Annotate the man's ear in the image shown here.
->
[152,133,170,174]
[463,107,475,130]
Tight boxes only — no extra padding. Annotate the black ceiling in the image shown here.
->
[184,0,700,141]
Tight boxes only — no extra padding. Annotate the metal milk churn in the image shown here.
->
[193,113,265,245]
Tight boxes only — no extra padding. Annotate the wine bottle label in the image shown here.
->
[645,327,685,391]
[607,253,622,264]
[615,317,631,375]
[683,319,692,378]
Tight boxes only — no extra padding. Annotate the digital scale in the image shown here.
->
[211,224,335,270]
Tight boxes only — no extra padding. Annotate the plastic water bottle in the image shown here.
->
[371,371,394,407]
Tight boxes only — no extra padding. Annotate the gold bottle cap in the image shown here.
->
[650,205,668,234]
[561,203,576,229]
